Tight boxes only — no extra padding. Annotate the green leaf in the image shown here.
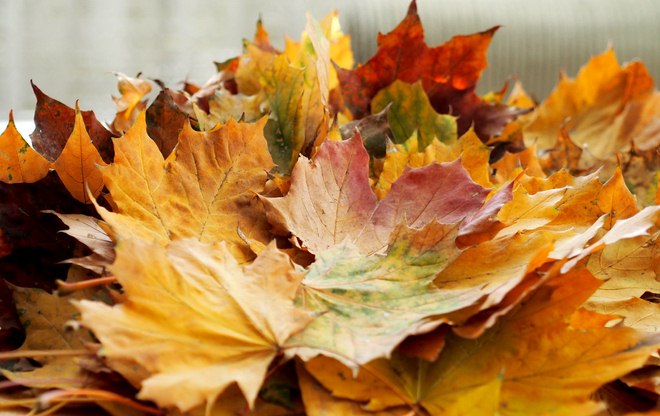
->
[371,80,457,149]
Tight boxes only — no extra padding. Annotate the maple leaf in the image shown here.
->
[598,166,639,227]
[305,269,660,415]
[205,88,266,127]
[586,297,660,333]
[29,82,115,163]
[261,53,329,173]
[561,205,660,272]
[297,363,409,416]
[235,22,279,96]
[1,285,94,389]
[0,111,51,184]
[284,12,354,93]
[371,80,456,149]
[0,6,658,415]
[144,88,188,158]
[373,128,493,199]
[286,222,466,365]
[587,231,659,301]
[53,105,108,204]
[523,49,654,160]
[335,1,527,139]
[99,113,273,262]
[263,134,490,255]
[111,72,152,134]
[433,229,561,335]
[77,237,312,412]
[521,49,660,205]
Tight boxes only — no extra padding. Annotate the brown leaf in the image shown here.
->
[1,285,94,389]
[0,171,97,290]
[336,1,527,139]
[29,82,115,163]
[145,89,188,158]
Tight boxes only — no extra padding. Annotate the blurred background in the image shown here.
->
[2,0,660,132]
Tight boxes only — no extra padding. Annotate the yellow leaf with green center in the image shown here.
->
[372,80,456,149]
[261,53,329,174]
[286,221,514,366]
[306,269,658,415]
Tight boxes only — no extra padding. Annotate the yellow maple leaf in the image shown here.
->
[99,113,273,262]
[373,128,490,198]
[53,106,107,204]
[283,11,354,91]
[77,237,312,413]
[0,111,51,183]
[598,166,639,228]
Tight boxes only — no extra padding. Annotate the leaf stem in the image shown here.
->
[38,388,163,415]
[57,276,117,293]
[0,349,92,360]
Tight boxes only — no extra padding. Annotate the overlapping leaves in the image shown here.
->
[0,2,658,416]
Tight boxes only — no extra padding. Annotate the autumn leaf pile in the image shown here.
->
[0,2,659,415]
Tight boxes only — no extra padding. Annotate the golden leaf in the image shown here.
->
[53,106,107,203]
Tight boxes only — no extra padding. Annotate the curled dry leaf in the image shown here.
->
[47,211,115,274]
[111,72,152,134]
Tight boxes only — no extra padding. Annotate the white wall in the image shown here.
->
[0,0,342,123]
[2,0,660,128]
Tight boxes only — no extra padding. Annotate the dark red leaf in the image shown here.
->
[29,82,115,163]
